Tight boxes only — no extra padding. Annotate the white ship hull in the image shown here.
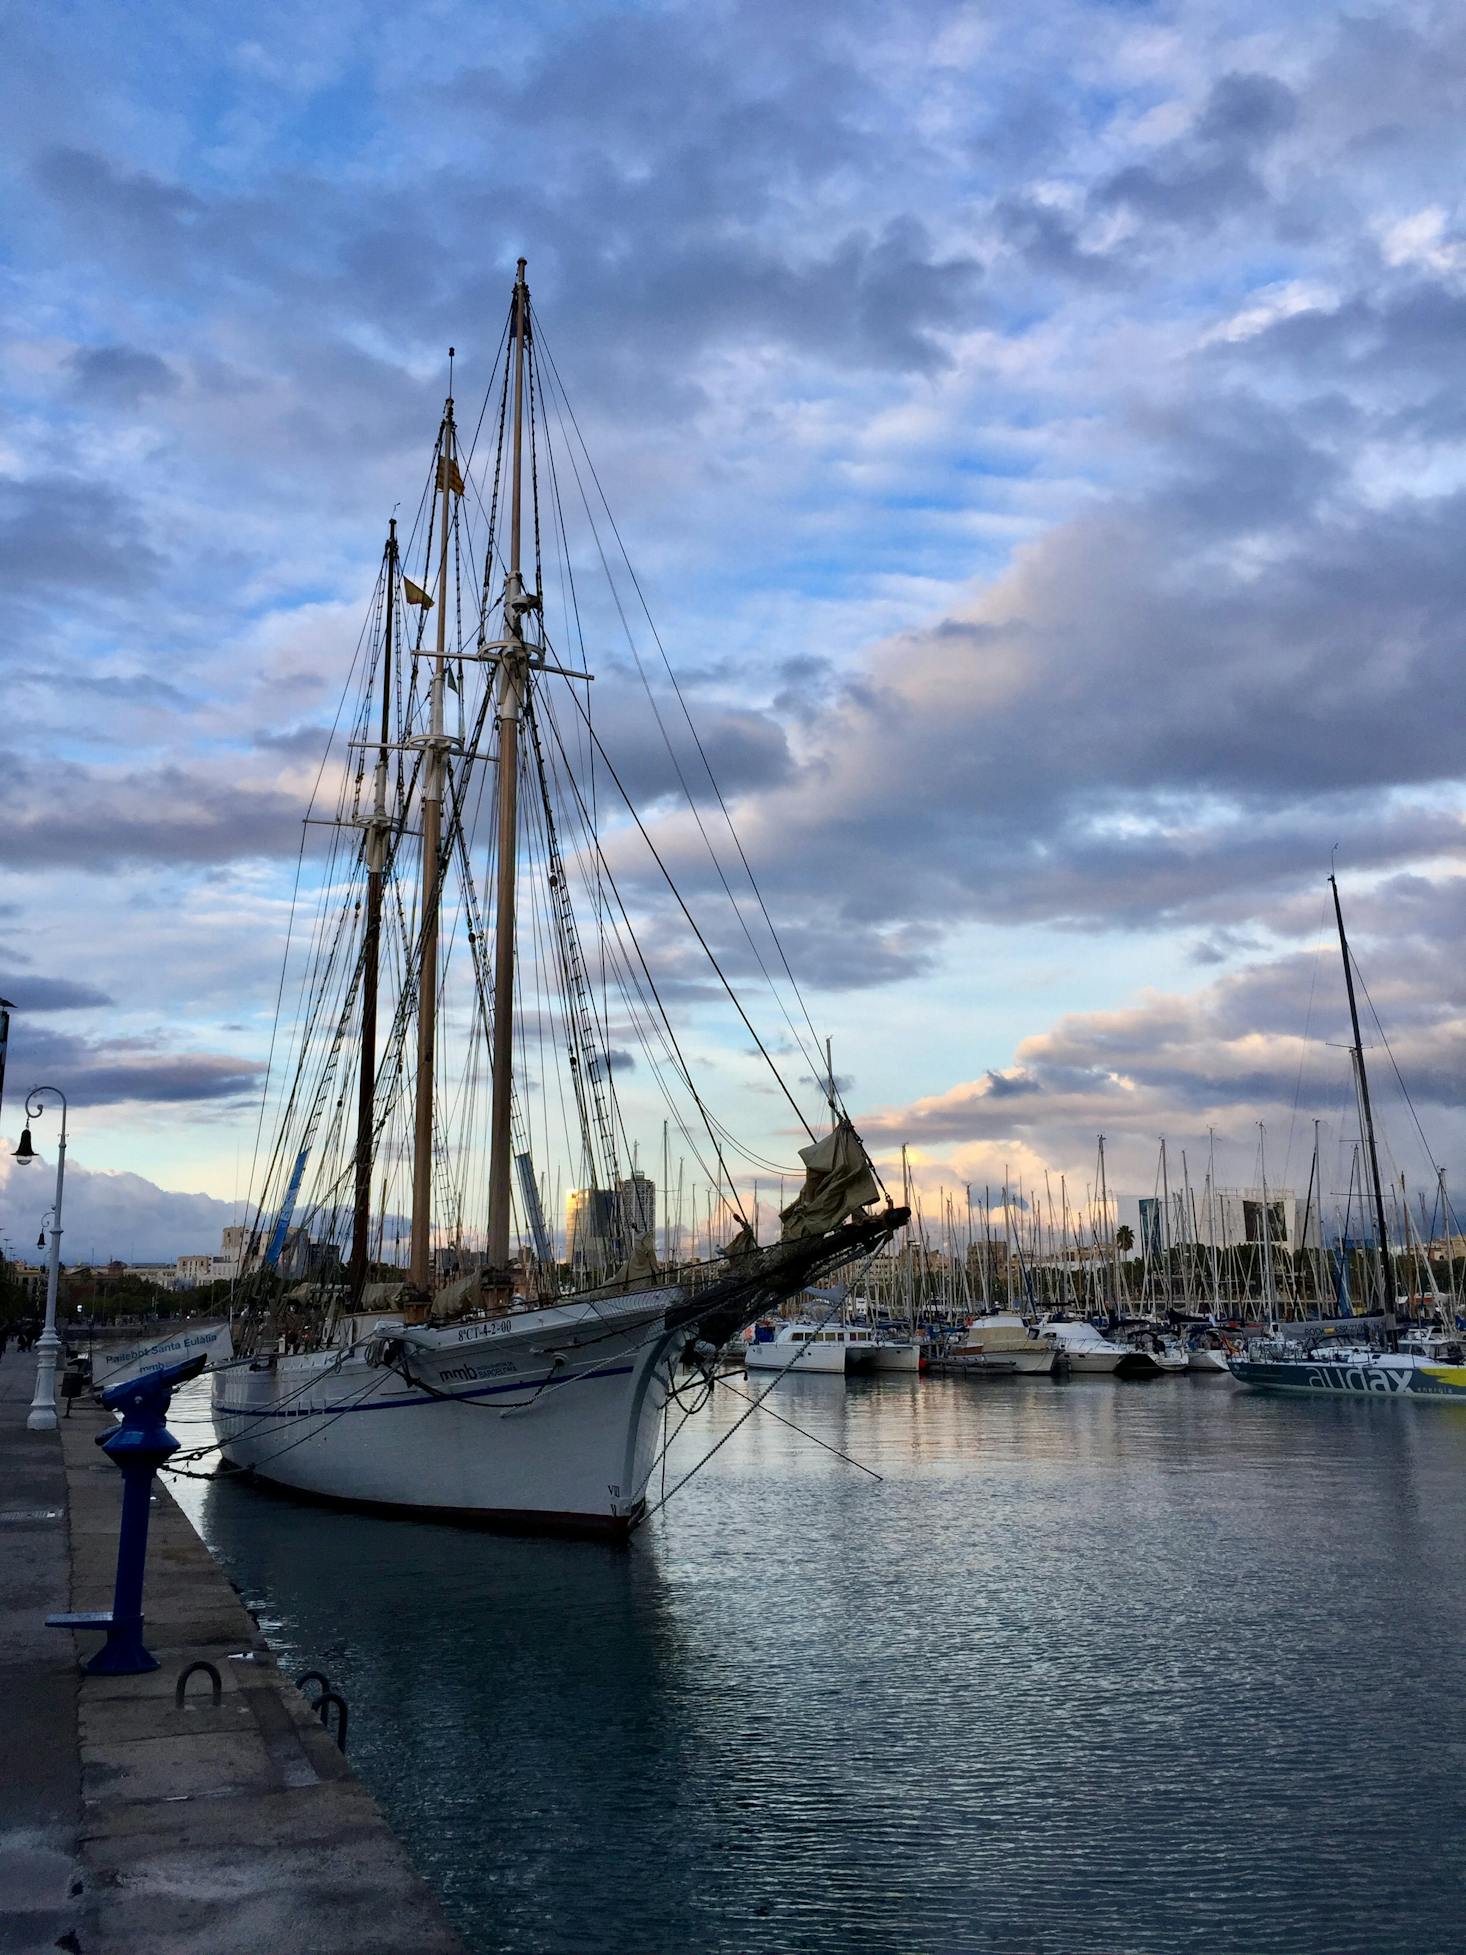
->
[212,1287,685,1537]
[745,1334,845,1372]
[947,1343,1056,1375]
[870,1340,921,1372]
[1187,1346,1233,1374]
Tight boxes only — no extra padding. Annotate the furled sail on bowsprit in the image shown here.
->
[780,1118,882,1242]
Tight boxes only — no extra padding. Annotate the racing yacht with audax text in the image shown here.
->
[1229,874,1466,1405]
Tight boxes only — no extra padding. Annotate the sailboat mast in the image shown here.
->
[487,259,532,1275]
[410,389,456,1292]
[350,519,396,1299]
[1330,874,1396,1347]
[1099,1135,1120,1310]
[1159,1138,1172,1312]
[1258,1121,1275,1320]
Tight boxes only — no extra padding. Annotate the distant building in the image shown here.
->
[125,1263,180,1290]
[5,1263,48,1306]
[175,1253,237,1290]
[1137,1189,1318,1257]
[565,1174,657,1274]
[175,1221,324,1289]
[566,1187,619,1276]
[617,1172,656,1247]
[221,1224,253,1266]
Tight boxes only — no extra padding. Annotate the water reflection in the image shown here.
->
[172,1374,1466,1954]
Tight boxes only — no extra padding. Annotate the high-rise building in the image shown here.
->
[565,1175,657,1273]
[617,1172,656,1248]
[565,1187,619,1274]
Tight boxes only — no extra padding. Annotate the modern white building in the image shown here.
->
[1138,1188,1321,1257]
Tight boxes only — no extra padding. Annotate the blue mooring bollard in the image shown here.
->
[47,1352,209,1676]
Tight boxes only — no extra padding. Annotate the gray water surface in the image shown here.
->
[171,1374,1466,1955]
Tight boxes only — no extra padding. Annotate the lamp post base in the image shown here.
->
[26,1328,61,1432]
[83,1617,160,1676]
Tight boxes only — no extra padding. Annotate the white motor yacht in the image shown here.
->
[1035,1316,1128,1375]
[946,1312,1059,1376]
[744,1319,880,1374]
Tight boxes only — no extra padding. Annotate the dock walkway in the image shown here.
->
[0,1348,465,1954]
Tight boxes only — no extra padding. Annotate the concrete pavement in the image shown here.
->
[0,1345,466,1954]
[0,1348,80,1954]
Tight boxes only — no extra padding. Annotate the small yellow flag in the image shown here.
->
[403,577,433,609]
[437,456,465,497]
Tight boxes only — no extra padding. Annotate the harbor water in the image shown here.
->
[170,1373,1466,1955]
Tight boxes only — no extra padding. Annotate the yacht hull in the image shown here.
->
[1054,1346,1124,1375]
[869,1341,921,1372]
[1037,1320,1127,1374]
[947,1345,1056,1376]
[745,1340,845,1373]
[1187,1347,1233,1374]
[1229,1353,1466,1400]
[212,1288,684,1536]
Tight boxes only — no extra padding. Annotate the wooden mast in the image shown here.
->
[487,260,532,1277]
[409,382,457,1292]
[349,518,396,1300]
[1330,872,1396,1347]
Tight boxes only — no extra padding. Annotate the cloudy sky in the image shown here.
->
[1,0,1463,1261]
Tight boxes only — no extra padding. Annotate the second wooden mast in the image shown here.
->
[409,379,459,1293]
[349,518,397,1300]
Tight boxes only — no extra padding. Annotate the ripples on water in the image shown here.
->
[171,1375,1466,1954]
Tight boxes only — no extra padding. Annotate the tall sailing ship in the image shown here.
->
[212,261,907,1532]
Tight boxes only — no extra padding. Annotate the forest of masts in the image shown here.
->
[621,1130,1463,1323]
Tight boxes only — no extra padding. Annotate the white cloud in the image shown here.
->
[1378,206,1466,276]
[1202,278,1337,345]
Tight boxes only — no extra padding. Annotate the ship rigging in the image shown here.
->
[212,260,907,1533]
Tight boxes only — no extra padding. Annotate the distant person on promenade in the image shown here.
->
[0,1323,9,1358]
